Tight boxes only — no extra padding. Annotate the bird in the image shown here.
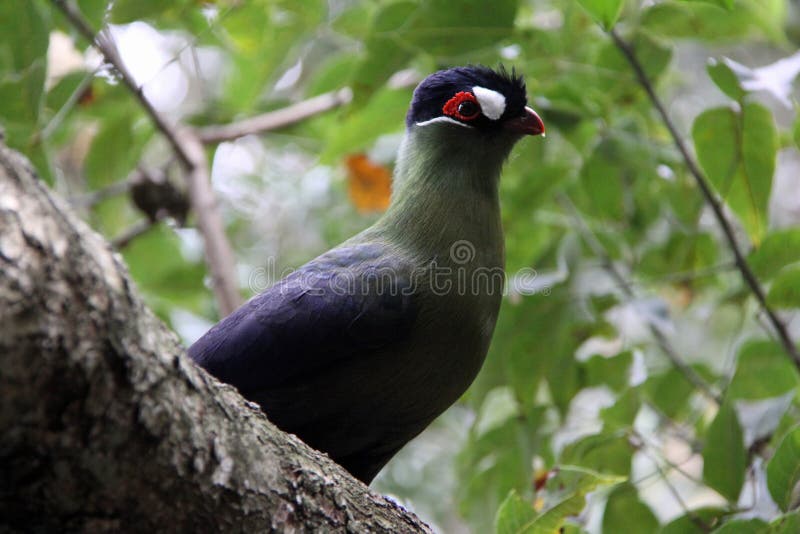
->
[189,65,545,484]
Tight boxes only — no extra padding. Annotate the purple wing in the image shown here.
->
[188,243,417,398]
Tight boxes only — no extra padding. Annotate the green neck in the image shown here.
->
[374,124,518,266]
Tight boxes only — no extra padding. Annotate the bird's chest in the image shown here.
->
[390,255,503,418]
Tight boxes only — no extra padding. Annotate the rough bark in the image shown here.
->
[0,142,431,533]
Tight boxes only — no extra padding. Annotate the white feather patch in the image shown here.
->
[472,86,506,120]
[415,116,474,129]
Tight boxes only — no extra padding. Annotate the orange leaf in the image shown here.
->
[345,153,392,213]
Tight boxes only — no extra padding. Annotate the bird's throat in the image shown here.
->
[375,127,509,267]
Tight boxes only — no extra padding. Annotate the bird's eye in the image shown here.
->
[457,100,479,119]
[442,91,481,121]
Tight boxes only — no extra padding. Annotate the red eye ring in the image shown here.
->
[443,91,481,121]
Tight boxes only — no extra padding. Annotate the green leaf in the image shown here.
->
[641,1,783,41]
[767,425,800,511]
[692,104,776,244]
[218,0,326,113]
[76,0,108,29]
[407,0,519,57]
[769,511,800,533]
[680,0,734,9]
[320,87,411,161]
[495,490,538,534]
[85,110,151,187]
[527,467,624,533]
[122,225,208,316]
[602,483,658,533]
[748,229,800,279]
[601,388,641,431]
[306,54,358,97]
[767,266,800,309]
[579,139,625,220]
[458,405,544,531]
[350,1,417,104]
[598,31,673,83]
[794,115,800,149]
[0,0,49,149]
[693,107,738,191]
[490,467,623,533]
[45,71,89,115]
[707,58,745,100]
[703,401,746,502]
[660,508,726,534]
[495,466,624,534]
[728,340,800,399]
[710,518,768,533]
[581,352,633,392]
[111,0,190,23]
[740,102,777,244]
[638,232,718,280]
[475,386,520,437]
[643,368,696,418]
[575,0,625,30]
[561,433,632,476]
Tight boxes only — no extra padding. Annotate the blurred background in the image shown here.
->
[3,0,800,531]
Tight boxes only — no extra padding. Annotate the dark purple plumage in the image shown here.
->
[192,243,416,393]
[189,243,418,481]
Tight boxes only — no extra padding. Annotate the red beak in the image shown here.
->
[503,106,545,136]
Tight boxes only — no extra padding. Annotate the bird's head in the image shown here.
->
[406,65,545,143]
[390,65,545,202]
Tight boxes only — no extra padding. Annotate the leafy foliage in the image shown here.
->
[767,425,800,512]
[495,467,623,533]
[702,401,746,502]
[2,0,800,531]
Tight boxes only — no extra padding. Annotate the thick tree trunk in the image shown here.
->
[0,142,430,533]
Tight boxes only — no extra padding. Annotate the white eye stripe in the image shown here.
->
[472,86,506,120]
[415,116,474,129]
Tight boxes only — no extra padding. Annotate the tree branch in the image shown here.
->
[52,0,241,316]
[609,28,800,372]
[0,141,429,533]
[197,88,353,144]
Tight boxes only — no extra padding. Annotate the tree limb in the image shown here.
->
[0,142,429,533]
[197,88,353,144]
[52,0,241,316]
[609,28,800,372]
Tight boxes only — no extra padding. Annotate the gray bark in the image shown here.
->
[0,142,431,533]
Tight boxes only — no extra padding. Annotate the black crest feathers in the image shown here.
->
[406,65,528,129]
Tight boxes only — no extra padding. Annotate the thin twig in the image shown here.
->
[52,0,241,316]
[111,218,157,249]
[69,172,134,208]
[651,261,737,285]
[609,28,799,371]
[558,194,722,404]
[40,69,95,142]
[197,88,353,144]
[639,447,714,532]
